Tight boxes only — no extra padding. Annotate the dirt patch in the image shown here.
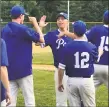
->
[32,64,55,71]
[32,43,52,53]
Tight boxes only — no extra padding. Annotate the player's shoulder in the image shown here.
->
[87,42,97,50]
[65,40,74,48]
[47,29,58,34]
[45,29,58,36]
[91,24,104,31]
[8,22,28,30]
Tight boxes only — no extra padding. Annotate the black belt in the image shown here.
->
[69,76,91,78]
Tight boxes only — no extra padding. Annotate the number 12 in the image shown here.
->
[74,52,89,68]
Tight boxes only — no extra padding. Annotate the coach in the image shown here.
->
[1,5,44,106]
[58,20,98,107]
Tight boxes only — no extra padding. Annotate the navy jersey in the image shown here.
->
[43,29,72,68]
[85,25,109,65]
[1,39,8,102]
[2,22,40,80]
[59,40,98,77]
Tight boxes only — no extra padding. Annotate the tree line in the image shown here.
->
[1,0,108,22]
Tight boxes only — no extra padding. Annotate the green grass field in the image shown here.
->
[16,70,108,107]
[16,52,108,106]
[32,52,53,65]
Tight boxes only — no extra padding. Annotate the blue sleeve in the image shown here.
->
[44,32,52,46]
[58,46,67,69]
[25,28,40,43]
[1,39,8,66]
[91,44,98,62]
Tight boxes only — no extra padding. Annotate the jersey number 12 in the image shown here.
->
[74,52,89,68]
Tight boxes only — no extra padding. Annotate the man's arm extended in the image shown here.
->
[58,68,64,92]
[29,16,45,43]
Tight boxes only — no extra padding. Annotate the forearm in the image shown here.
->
[58,68,64,85]
[1,66,10,92]
[64,31,75,39]
[33,22,44,43]
[97,47,104,62]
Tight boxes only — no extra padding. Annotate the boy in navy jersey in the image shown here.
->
[40,12,72,106]
[58,20,98,107]
[85,10,109,88]
[0,39,11,106]
[2,5,44,106]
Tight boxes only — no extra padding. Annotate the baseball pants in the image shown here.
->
[8,75,35,107]
[1,99,6,106]
[54,68,68,107]
[93,64,108,89]
[67,76,96,107]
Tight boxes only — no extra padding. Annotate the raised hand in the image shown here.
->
[58,32,65,38]
[39,15,48,28]
[28,17,37,24]
[5,91,11,106]
[58,84,64,92]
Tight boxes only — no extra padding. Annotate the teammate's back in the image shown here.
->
[85,24,109,65]
[2,20,40,80]
[58,20,97,107]
[62,40,98,77]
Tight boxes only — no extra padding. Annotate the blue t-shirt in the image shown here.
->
[1,39,8,102]
[59,40,98,77]
[85,25,109,65]
[2,22,40,80]
[43,29,72,68]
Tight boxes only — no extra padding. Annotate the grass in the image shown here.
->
[32,52,53,65]
[17,70,108,107]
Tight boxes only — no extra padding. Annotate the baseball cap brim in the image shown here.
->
[23,12,29,16]
[56,13,68,20]
[56,14,67,19]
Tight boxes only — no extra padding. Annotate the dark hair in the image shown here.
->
[11,16,19,19]
[103,18,109,25]
[74,32,83,37]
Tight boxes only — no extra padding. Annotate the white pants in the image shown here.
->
[54,68,68,107]
[93,64,108,89]
[67,76,96,107]
[1,99,6,107]
[8,75,35,107]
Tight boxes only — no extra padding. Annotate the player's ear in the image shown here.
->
[19,14,23,19]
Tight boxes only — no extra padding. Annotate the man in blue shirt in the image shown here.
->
[85,10,109,89]
[2,5,44,106]
[0,39,11,106]
[58,21,98,107]
[40,12,72,106]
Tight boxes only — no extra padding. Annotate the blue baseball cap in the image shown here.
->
[56,12,68,20]
[10,5,29,18]
[73,20,86,36]
[103,10,109,23]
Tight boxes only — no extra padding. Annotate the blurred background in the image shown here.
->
[1,0,108,33]
[0,0,108,106]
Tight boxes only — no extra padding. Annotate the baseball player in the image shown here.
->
[1,5,44,106]
[85,10,109,89]
[39,12,72,106]
[58,20,98,107]
[0,39,11,106]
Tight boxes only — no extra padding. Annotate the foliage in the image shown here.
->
[1,0,108,22]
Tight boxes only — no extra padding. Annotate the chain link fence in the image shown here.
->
[1,22,103,34]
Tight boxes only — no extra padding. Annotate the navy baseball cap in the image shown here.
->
[56,12,68,20]
[73,20,86,36]
[10,5,29,18]
[103,10,109,23]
